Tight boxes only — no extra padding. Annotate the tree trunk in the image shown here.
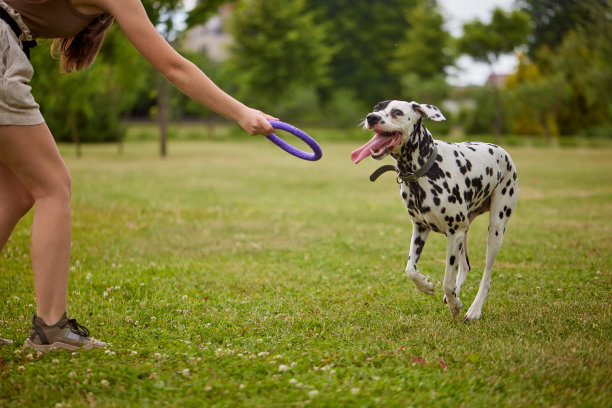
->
[492,82,503,145]
[156,72,170,158]
[540,113,552,144]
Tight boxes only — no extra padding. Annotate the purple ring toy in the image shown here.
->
[266,120,322,161]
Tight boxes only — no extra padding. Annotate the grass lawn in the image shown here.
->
[1,137,611,407]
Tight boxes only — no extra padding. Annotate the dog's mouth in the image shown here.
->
[351,131,403,164]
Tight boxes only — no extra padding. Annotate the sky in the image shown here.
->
[438,0,519,86]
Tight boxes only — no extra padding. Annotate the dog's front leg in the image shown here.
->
[444,230,465,318]
[405,223,435,296]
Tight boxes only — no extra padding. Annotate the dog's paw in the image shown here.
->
[448,298,463,318]
[413,278,435,296]
[464,306,482,321]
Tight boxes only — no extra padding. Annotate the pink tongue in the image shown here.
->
[351,134,391,164]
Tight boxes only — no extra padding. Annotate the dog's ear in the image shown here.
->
[411,103,446,122]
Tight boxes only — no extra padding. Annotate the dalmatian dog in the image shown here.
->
[351,100,518,320]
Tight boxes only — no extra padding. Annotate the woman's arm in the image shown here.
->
[95,0,276,135]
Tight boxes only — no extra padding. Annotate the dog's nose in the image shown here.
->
[366,113,381,126]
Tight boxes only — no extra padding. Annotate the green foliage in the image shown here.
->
[307,0,421,103]
[226,0,334,116]
[391,2,452,79]
[458,8,530,65]
[515,0,612,136]
[519,0,598,58]
[186,0,233,28]
[458,86,500,135]
[29,27,151,144]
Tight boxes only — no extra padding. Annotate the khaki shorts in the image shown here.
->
[0,1,44,126]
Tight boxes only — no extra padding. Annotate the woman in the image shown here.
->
[0,0,277,351]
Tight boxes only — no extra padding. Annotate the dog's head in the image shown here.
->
[351,100,445,164]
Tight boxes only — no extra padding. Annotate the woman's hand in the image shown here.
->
[236,107,279,136]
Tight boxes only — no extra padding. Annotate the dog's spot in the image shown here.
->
[449,255,456,266]
[373,100,391,112]
[499,211,504,219]
[489,148,494,155]
[509,188,514,196]
[402,191,408,199]
[433,196,441,206]
[505,208,512,217]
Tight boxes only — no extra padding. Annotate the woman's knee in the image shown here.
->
[32,165,72,204]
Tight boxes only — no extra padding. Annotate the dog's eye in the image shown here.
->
[392,109,404,118]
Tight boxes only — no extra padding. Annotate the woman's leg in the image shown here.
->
[0,161,35,250]
[0,123,71,326]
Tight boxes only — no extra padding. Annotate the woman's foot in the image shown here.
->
[22,313,106,352]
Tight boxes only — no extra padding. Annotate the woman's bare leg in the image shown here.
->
[0,162,34,250]
[0,123,71,326]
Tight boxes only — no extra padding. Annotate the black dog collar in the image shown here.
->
[370,144,438,184]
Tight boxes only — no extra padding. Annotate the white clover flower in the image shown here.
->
[86,273,92,280]
[182,295,188,301]
[125,316,133,324]
[290,362,297,368]
[100,379,109,388]
[289,379,298,385]
[181,368,190,377]
[150,316,157,322]
[308,390,320,398]
[239,384,245,390]
[350,388,360,395]
[278,364,290,372]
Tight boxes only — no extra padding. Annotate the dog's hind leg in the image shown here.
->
[405,222,435,296]
[443,230,466,317]
[465,181,518,321]
[444,232,470,304]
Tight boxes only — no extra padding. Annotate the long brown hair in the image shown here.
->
[52,13,114,72]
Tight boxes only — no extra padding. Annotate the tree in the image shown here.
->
[390,1,452,133]
[391,1,452,80]
[306,0,421,104]
[226,0,334,117]
[30,27,150,156]
[518,0,597,58]
[504,54,568,140]
[518,0,612,135]
[457,8,531,142]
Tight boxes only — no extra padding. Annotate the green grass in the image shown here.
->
[1,138,611,407]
